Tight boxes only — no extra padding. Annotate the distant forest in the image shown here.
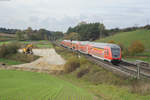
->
[0,27,63,41]
[65,22,150,41]
[0,27,18,34]
[0,24,150,41]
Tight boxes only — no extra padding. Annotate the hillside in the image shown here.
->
[0,33,16,41]
[96,29,150,50]
[0,70,94,100]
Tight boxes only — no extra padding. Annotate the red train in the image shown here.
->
[61,40,122,64]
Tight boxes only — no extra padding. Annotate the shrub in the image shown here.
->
[0,43,20,58]
[128,40,145,55]
[77,68,89,78]
[0,44,7,57]
[108,40,116,44]
[122,48,129,57]
[64,57,80,73]
[129,78,150,95]
[6,53,39,63]
[117,42,124,51]
[79,57,90,65]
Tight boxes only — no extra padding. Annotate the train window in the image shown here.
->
[111,48,120,58]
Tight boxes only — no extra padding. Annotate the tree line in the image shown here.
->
[15,27,63,41]
[0,27,18,34]
[1,24,150,41]
[65,22,108,41]
[65,22,150,41]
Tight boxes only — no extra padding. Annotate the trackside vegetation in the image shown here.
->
[0,70,94,100]
[54,45,150,100]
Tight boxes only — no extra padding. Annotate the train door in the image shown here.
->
[104,48,109,59]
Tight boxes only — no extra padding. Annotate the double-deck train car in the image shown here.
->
[61,40,72,48]
[71,41,80,50]
[78,41,90,54]
[60,40,122,64]
[88,42,121,64]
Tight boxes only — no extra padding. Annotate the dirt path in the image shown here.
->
[13,49,66,71]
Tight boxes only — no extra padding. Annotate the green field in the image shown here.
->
[55,46,150,100]
[0,58,23,65]
[0,40,53,48]
[96,29,150,49]
[0,41,10,45]
[96,29,150,62]
[0,70,94,100]
[0,34,16,41]
[60,74,150,100]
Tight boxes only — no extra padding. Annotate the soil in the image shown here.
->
[13,49,66,71]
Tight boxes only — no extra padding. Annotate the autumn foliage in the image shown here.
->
[108,40,116,44]
[128,41,145,55]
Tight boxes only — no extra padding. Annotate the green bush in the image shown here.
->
[6,53,39,63]
[64,57,80,73]
[79,56,90,65]
[0,42,20,58]
[122,48,129,57]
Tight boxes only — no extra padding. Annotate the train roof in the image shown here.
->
[62,40,120,49]
[72,41,80,43]
[90,42,120,49]
[63,40,71,42]
[79,41,90,45]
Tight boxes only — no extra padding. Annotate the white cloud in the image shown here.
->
[0,0,150,31]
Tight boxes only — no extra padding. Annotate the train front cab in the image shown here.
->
[104,47,121,64]
[110,47,121,64]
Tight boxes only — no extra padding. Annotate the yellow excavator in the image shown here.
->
[23,44,33,54]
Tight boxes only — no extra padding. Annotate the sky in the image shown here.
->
[0,0,150,32]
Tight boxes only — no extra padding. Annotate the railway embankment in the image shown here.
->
[54,45,150,100]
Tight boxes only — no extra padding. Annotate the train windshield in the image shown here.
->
[111,48,120,58]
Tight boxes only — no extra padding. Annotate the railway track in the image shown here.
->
[53,42,150,79]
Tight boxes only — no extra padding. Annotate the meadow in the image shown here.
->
[0,70,94,100]
[96,29,150,62]
[96,29,150,49]
[55,46,150,100]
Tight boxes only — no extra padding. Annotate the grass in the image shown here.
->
[35,43,53,48]
[0,40,51,65]
[0,58,23,65]
[96,29,150,62]
[0,34,16,41]
[0,41,11,45]
[55,46,150,100]
[0,40,52,48]
[96,29,150,49]
[59,74,150,100]
[0,70,94,100]
[0,42,39,65]
[5,53,39,64]
[0,53,39,65]
[125,56,150,62]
